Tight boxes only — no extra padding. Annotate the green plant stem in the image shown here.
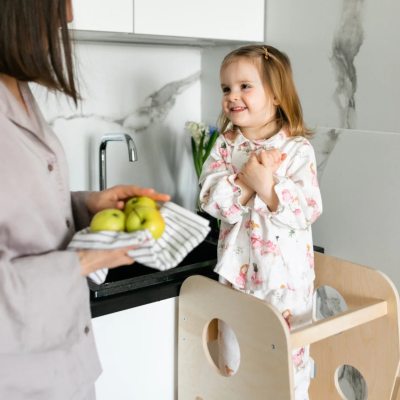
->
[198,130,206,168]
[203,130,219,162]
[191,137,201,178]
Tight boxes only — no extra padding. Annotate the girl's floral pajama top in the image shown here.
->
[199,129,323,291]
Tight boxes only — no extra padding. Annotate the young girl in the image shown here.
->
[199,45,322,398]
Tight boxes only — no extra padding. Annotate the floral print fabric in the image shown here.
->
[199,129,323,291]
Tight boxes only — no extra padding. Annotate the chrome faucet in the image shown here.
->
[99,133,138,191]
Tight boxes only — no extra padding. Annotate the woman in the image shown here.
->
[0,1,170,399]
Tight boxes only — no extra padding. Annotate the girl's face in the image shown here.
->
[220,59,278,137]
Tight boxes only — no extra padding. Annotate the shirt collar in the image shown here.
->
[224,127,290,148]
[0,80,43,139]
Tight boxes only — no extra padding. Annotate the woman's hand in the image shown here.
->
[86,185,171,215]
[78,245,138,277]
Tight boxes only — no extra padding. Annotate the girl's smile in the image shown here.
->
[230,106,248,113]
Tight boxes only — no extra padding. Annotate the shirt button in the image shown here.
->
[48,164,53,172]
[66,219,71,228]
[84,326,90,335]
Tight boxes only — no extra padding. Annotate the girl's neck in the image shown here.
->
[0,73,29,115]
[240,120,279,141]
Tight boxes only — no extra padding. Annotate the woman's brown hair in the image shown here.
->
[218,45,312,138]
[0,0,79,104]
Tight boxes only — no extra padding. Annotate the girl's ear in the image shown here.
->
[273,97,280,106]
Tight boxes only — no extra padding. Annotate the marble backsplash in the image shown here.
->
[265,0,400,134]
[311,127,400,287]
[33,42,202,211]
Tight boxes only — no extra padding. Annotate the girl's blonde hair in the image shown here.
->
[218,45,313,139]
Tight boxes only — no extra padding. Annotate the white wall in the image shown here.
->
[312,128,400,274]
[33,42,201,211]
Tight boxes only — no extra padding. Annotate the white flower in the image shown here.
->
[198,123,210,135]
[185,121,210,148]
[185,121,198,132]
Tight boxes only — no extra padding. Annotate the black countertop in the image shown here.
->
[90,240,324,319]
[90,240,218,318]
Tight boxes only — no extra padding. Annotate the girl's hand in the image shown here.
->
[234,175,255,206]
[256,149,287,174]
[86,185,171,214]
[254,150,286,212]
[78,245,138,277]
[239,154,274,194]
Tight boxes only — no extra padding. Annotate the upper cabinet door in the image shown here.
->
[133,0,265,42]
[71,0,134,33]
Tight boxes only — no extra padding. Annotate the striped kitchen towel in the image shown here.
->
[67,202,211,285]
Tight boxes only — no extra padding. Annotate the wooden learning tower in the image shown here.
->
[178,253,400,399]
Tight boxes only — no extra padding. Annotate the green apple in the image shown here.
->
[90,209,126,232]
[124,196,158,216]
[126,208,165,239]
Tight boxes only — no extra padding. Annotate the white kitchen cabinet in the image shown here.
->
[70,0,265,45]
[134,0,265,41]
[71,0,133,33]
[92,298,178,400]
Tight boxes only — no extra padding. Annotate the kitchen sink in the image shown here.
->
[88,239,218,298]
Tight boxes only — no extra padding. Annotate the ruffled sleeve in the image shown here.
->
[199,135,249,224]
[253,141,322,230]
